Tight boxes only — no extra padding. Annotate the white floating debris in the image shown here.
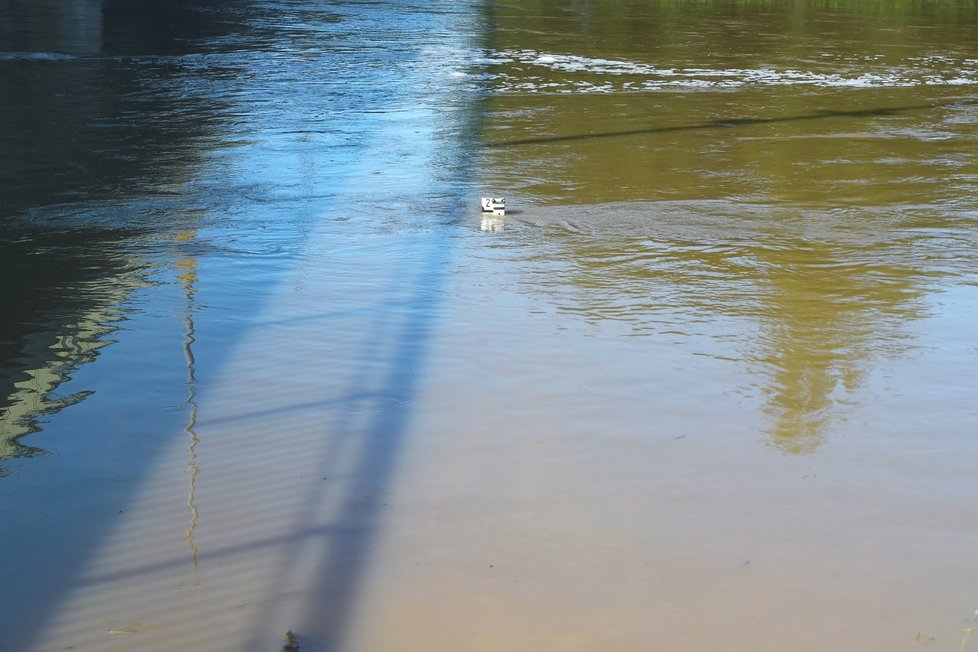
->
[481,197,505,216]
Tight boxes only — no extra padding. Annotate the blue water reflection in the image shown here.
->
[1,1,485,650]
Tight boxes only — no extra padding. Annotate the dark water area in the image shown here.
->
[2,1,977,651]
[0,2,233,214]
[1,0,252,464]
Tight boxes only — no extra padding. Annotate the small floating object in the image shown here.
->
[282,630,300,651]
[481,197,505,216]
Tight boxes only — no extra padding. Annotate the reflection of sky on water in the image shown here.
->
[0,0,482,469]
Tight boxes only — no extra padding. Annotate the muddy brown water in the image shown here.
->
[1,1,977,651]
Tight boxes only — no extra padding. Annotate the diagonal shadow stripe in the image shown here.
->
[486,100,976,147]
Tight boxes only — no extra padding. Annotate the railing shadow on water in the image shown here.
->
[275,220,459,652]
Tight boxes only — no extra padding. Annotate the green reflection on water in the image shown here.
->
[478,0,978,452]
[0,0,255,473]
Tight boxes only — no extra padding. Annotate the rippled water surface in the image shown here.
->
[2,2,977,651]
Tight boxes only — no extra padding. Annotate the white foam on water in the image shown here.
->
[0,51,77,62]
[471,48,978,94]
[941,77,978,86]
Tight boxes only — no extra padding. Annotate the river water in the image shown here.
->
[1,2,977,651]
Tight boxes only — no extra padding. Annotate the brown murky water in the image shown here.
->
[1,1,977,651]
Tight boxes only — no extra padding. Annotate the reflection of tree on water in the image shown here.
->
[0,0,246,471]
[0,324,113,470]
[520,207,936,453]
[484,0,978,65]
[478,0,978,453]
[0,228,147,474]
[750,238,925,453]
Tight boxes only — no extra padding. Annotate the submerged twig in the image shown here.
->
[960,625,976,652]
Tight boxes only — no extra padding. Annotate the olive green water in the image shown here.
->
[1,2,977,651]
[472,0,978,454]
[412,3,978,649]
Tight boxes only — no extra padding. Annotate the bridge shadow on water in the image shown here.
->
[488,99,977,147]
